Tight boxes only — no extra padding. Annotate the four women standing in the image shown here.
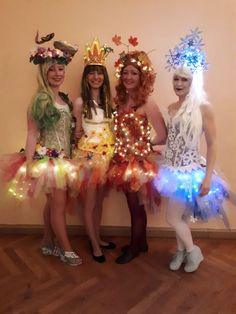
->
[1,31,229,271]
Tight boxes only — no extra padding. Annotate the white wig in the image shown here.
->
[173,66,209,147]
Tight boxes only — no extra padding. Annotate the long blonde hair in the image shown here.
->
[30,61,61,129]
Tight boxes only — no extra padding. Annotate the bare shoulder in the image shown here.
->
[145,97,161,112]
[145,97,157,106]
[27,106,34,121]
[168,102,178,110]
[73,97,84,116]
[167,102,178,115]
[74,96,83,108]
[200,103,214,118]
[72,98,83,122]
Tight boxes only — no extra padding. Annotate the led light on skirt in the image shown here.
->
[154,167,229,221]
[7,158,78,200]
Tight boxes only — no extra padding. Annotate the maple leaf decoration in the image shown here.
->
[128,36,138,47]
[114,59,122,68]
[112,34,122,46]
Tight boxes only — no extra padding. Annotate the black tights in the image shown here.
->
[125,192,147,253]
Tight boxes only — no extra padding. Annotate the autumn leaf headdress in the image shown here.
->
[112,35,154,78]
[30,31,78,65]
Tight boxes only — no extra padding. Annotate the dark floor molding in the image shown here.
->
[0,224,235,239]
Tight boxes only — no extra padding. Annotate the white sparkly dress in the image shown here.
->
[154,106,229,221]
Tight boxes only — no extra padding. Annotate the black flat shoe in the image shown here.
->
[92,254,106,263]
[121,244,149,253]
[115,250,139,264]
[100,241,116,250]
[89,242,106,263]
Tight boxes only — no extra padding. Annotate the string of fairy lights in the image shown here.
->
[113,111,152,158]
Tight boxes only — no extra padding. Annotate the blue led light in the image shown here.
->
[154,166,229,221]
[166,28,208,73]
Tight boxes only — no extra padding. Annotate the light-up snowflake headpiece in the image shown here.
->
[166,28,208,73]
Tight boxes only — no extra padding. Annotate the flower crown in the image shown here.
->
[30,46,70,65]
[83,38,113,66]
[30,31,78,65]
[112,35,154,78]
[166,28,208,73]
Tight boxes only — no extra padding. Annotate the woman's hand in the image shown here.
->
[26,160,33,177]
[199,176,211,197]
[75,128,84,141]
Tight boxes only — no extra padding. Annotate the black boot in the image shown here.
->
[115,249,139,264]
[121,243,149,253]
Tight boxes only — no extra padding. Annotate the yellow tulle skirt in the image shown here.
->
[0,152,77,200]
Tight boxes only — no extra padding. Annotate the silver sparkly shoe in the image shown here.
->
[60,251,83,266]
[41,244,54,256]
[41,244,63,257]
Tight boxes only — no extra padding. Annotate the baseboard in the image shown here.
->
[0,224,235,239]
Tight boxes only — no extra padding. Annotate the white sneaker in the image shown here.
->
[169,250,186,271]
[184,245,204,273]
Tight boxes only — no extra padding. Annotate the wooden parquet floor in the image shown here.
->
[0,235,236,314]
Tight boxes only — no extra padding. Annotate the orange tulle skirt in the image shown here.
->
[108,153,161,210]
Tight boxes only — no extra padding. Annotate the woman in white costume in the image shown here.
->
[155,29,229,272]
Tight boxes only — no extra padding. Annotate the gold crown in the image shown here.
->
[84,39,113,66]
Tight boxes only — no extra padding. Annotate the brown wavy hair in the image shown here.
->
[114,51,156,107]
[81,64,112,119]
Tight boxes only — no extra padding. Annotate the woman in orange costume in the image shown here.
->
[109,36,167,264]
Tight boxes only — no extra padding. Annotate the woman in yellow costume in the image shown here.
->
[73,39,115,263]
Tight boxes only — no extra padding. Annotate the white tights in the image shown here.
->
[166,199,194,252]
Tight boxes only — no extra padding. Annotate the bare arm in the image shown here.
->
[144,98,167,145]
[73,97,83,141]
[25,108,38,163]
[199,104,217,196]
